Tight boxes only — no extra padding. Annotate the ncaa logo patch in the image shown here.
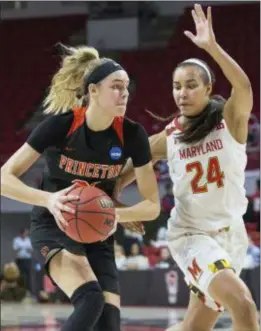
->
[109,147,122,160]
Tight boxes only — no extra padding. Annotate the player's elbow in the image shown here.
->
[1,165,15,183]
[154,200,161,219]
[148,198,161,221]
[1,161,16,176]
[240,77,252,91]
[1,166,10,185]
[1,166,18,196]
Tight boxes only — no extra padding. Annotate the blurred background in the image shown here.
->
[0,1,260,330]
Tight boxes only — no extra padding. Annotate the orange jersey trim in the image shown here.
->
[112,116,124,146]
[67,108,124,145]
[67,107,86,137]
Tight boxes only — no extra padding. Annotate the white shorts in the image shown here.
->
[167,219,248,311]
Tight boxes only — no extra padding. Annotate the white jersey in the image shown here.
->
[166,117,248,232]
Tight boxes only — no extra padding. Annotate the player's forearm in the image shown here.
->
[118,169,136,191]
[118,158,158,192]
[118,159,136,191]
[116,196,160,222]
[1,172,51,208]
[207,42,251,90]
[113,200,127,208]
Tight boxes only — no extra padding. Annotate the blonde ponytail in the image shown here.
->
[44,44,100,115]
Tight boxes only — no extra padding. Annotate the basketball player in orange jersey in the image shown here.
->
[1,45,160,331]
[116,4,259,331]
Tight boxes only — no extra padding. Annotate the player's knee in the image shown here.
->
[71,281,105,313]
[92,286,105,311]
[229,293,259,329]
[95,302,121,331]
[103,291,120,309]
[165,323,184,331]
[227,290,257,319]
[183,322,212,331]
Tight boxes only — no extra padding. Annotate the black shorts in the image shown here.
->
[30,220,120,295]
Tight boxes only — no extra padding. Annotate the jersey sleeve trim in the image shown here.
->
[67,107,86,137]
[112,116,124,145]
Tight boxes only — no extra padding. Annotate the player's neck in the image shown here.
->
[178,116,189,129]
[86,105,114,132]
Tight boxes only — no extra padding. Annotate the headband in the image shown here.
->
[84,60,124,94]
[182,58,212,83]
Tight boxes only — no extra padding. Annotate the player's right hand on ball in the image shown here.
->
[46,184,79,232]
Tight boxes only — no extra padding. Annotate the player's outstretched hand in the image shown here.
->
[101,199,145,241]
[184,4,216,52]
[112,199,145,235]
[46,184,79,232]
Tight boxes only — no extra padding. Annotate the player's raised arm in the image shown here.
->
[185,4,253,144]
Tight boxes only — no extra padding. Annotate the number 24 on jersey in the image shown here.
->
[186,156,225,194]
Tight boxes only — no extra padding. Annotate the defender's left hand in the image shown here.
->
[120,221,145,235]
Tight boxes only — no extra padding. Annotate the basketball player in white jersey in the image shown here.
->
[116,4,259,331]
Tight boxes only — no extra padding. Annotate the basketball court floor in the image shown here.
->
[1,303,236,330]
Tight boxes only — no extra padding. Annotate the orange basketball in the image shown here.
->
[62,184,115,243]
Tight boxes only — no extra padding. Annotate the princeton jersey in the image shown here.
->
[27,107,151,224]
[165,117,248,232]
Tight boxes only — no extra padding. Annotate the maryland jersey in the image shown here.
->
[165,117,248,231]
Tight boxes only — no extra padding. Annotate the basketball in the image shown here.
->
[62,183,116,243]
